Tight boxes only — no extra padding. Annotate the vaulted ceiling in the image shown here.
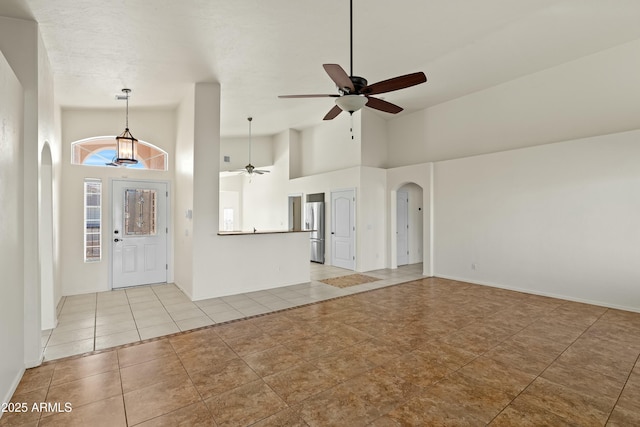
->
[2,0,640,137]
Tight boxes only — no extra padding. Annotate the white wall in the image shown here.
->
[240,130,290,231]
[1,17,42,370]
[288,129,302,179]
[387,38,640,167]
[184,83,309,300]
[361,110,388,168]
[60,109,176,295]
[358,167,387,272]
[0,51,25,408]
[434,130,640,312]
[174,86,195,298]
[1,15,59,371]
[296,114,362,177]
[220,134,273,171]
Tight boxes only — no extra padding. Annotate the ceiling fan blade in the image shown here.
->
[365,96,403,114]
[323,105,343,120]
[363,72,427,96]
[323,64,355,93]
[279,94,339,98]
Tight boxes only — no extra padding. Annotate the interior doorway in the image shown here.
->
[112,179,169,288]
[394,183,424,268]
[397,191,409,266]
[40,143,56,330]
[331,188,356,270]
[288,194,303,231]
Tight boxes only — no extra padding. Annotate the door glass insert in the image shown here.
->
[124,189,157,236]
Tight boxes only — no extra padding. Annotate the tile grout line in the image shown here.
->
[603,308,640,426]
[166,333,220,425]
[40,267,426,363]
[149,285,181,336]
[115,347,130,426]
[485,304,617,424]
[93,292,98,354]
[124,288,142,350]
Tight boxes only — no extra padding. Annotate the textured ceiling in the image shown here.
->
[2,0,640,137]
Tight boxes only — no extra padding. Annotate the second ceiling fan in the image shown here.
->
[279,0,427,120]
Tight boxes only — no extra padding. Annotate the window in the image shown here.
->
[84,179,102,262]
[71,137,168,171]
[223,208,234,231]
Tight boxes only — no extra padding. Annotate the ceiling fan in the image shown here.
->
[279,0,427,120]
[106,156,122,167]
[235,117,270,177]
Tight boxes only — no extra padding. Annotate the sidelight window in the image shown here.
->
[84,179,102,262]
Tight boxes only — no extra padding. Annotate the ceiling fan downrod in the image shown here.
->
[350,0,353,77]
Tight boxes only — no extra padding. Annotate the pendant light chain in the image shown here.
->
[248,117,252,163]
[124,88,131,130]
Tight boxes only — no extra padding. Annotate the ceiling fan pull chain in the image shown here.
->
[350,113,354,140]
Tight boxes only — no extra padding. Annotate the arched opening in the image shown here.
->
[391,182,424,269]
[40,142,56,330]
[71,136,167,170]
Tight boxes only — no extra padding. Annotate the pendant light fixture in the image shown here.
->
[115,88,138,165]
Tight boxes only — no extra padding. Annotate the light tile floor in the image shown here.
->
[42,263,425,361]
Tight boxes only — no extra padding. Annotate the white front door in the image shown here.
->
[112,180,168,288]
[397,191,409,266]
[331,189,355,270]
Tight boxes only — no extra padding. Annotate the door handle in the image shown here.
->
[114,238,121,242]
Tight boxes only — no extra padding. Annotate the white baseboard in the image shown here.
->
[435,274,640,314]
[1,366,25,410]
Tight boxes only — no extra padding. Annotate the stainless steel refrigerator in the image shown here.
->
[305,201,325,263]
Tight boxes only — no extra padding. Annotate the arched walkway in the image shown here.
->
[40,142,56,330]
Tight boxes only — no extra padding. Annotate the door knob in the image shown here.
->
[114,238,120,242]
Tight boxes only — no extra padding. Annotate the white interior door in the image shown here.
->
[112,180,168,288]
[331,189,355,270]
[397,191,409,266]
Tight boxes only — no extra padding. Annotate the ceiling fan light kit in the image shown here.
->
[278,0,427,121]
[335,94,367,114]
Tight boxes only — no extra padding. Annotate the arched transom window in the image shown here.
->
[71,137,167,171]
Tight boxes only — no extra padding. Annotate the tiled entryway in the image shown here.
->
[42,263,425,361]
[5,274,640,426]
